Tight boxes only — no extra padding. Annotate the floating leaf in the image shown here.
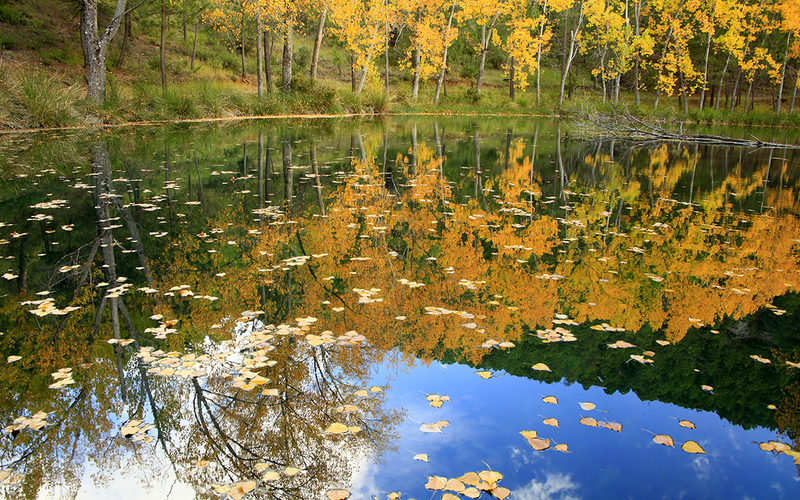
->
[444,478,465,492]
[0,471,10,482]
[701,385,714,392]
[425,476,447,490]
[543,417,559,428]
[653,434,675,447]
[476,371,493,379]
[492,486,511,499]
[462,487,481,499]
[525,437,551,451]
[603,422,623,432]
[679,420,696,429]
[520,430,537,439]
[532,363,551,372]
[6,356,21,363]
[326,490,350,500]
[759,442,776,452]
[442,495,459,500]
[324,423,349,434]
[579,402,596,411]
[458,472,481,485]
[554,443,570,453]
[542,396,558,404]
[479,470,503,483]
[413,453,429,462]
[262,471,280,481]
[580,417,599,427]
[284,467,301,476]
[682,441,706,454]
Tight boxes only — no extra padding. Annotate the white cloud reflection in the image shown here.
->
[513,471,581,500]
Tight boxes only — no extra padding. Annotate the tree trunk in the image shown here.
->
[412,47,420,99]
[282,22,293,91]
[190,18,198,70]
[699,32,712,111]
[476,25,489,94]
[777,33,792,114]
[385,2,390,92]
[536,1,549,106]
[240,14,247,79]
[265,30,273,93]
[82,0,128,104]
[509,57,515,100]
[350,51,356,92]
[558,2,584,106]
[715,53,731,111]
[310,7,327,81]
[117,12,131,68]
[256,7,264,98]
[160,0,167,91]
[791,69,798,114]
[633,0,641,105]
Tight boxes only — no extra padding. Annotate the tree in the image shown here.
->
[496,0,551,99]
[554,0,586,105]
[328,0,389,94]
[459,0,509,94]
[81,0,128,104]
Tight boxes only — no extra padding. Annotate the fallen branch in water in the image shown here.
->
[571,106,800,149]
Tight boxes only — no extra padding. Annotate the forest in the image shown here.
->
[4,0,800,128]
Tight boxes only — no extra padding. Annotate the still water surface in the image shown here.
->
[1,117,799,499]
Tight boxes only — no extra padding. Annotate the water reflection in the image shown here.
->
[0,117,799,498]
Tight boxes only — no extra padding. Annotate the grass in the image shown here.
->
[0,68,79,129]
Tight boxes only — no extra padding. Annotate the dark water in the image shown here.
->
[1,117,800,500]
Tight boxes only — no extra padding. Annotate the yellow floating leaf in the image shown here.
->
[326,489,350,500]
[444,478,465,492]
[228,485,247,500]
[354,389,369,398]
[437,420,450,428]
[492,486,511,499]
[262,471,280,481]
[324,423,349,434]
[603,422,623,432]
[682,441,706,454]
[653,434,675,447]
[347,426,361,434]
[442,495,459,500]
[580,417,598,427]
[462,487,481,498]
[579,402,596,411]
[420,423,443,433]
[6,356,21,363]
[554,443,570,453]
[476,371,493,379]
[369,386,382,393]
[525,437,551,451]
[532,363,551,372]
[701,385,714,392]
[413,453,429,462]
[336,405,359,413]
[769,441,791,452]
[543,417,559,428]
[284,467,301,476]
[425,476,447,490]
[429,399,443,408]
[759,442,776,452]
[520,430,537,439]
[479,470,503,483]
[261,388,279,396]
[0,471,10,482]
[679,420,696,429]
[195,460,210,468]
[542,396,558,404]
[458,472,481,485]
[656,340,671,346]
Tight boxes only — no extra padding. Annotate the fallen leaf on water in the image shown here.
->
[326,489,350,500]
[580,417,599,427]
[262,471,280,481]
[479,470,503,483]
[6,356,21,363]
[542,395,558,404]
[532,363,551,372]
[682,441,706,454]
[476,371,493,379]
[425,476,447,490]
[413,453,429,462]
[653,434,675,447]
[458,472,481,485]
[603,422,623,432]
[0,471,11,482]
[444,478,465,491]
[420,421,449,433]
[525,436,551,451]
[701,385,714,392]
[462,487,481,498]
[554,443,570,453]
[520,430,537,438]
[579,402,596,411]
[656,340,671,346]
[324,423,349,434]
[442,495,459,500]
[353,389,369,398]
[679,420,696,429]
[759,442,776,452]
[284,467,301,476]
[543,417,559,428]
[492,486,511,499]
[229,481,256,500]
[336,405,359,413]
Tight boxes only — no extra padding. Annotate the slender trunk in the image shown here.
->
[240,15,247,79]
[679,70,688,114]
[160,0,167,91]
[559,4,583,106]
[434,23,451,106]
[385,1,390,92]
[412,47,420,99]
[699,33,712,111]
[777,33,791,114]
[265,30,273,93]
[282,140,293,207]
[190,18,198,70]
[282,23,293,91]
[634,0,641,105]
[310,8,327,81]
[715,53,731,110]
[791,69,798,114]
[82,0,127,103]
[256,7,264,98]
[509,57,515,100]
[350,51,356,92]
[536,1,549,106]
[117,12,131,68]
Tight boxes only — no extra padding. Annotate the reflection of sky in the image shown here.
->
[351,357,800,500]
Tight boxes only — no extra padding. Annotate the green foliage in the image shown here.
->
[161,87,200,119]
[0,70,78,128]
[0,4,26,25]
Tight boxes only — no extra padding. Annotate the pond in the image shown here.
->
[1,116,800,500]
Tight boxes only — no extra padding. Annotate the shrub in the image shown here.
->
[0,5,26,25]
